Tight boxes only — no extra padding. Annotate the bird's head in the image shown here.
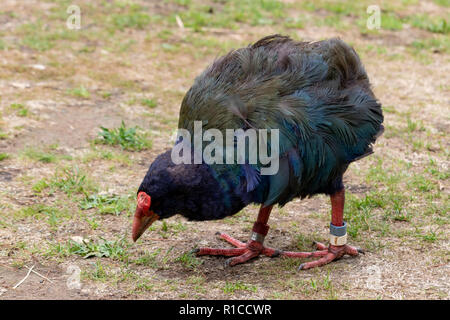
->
[131,150,177,242]
[131,149,233,242]
[132,191,159,242]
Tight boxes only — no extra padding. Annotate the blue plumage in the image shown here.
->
[138,35,384,222]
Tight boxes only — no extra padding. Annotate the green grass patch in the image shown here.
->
[135,279,155,292]
[157,29,173,40]
[345,190,410,238]
[223,280,257,294]
[9,103,29,117]
[82,146,132,165]
[0,153,9,161]
[80,193,133,215]
[48,237,130,261]
[22,147,57,163]
[0,132,8,140]
[175,251,203,269]
[417,229,439,243]
[410,36,450,54]
[283,17,305,29]
[300,1,365,15]
[96,121,151,151]
[294,232,325,251]
[176,0,285,31]
[16,204,69,228]
[18,22,80,51]
[85,261,109,282]
[141,98,157,108]
[426,158,450,180]
[50,166,97,197]
[408,15,449,34]
[133,249,162,268]
[409,174,437,192]
[323,15,350,29]
[111,12,152,30]
[433,0,450,7]
[155,220,187,238]
[32,179,50,193]
[84,216,99,230]
[382,13,404,30]
[21,33,54,51]
[67,85,90,99]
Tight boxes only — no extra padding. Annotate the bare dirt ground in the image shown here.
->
[0,0,448,300]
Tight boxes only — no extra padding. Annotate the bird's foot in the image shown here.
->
[193,232,281,267]
[193,234,363,269]
[286,241,364,271]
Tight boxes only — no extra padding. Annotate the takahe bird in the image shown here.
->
[132,35,384,270]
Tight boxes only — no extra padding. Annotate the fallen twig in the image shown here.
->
[144,238,189,242]
[431,263,448,268]
[13,265,34,289]
[0,263,15,270]
[175,15,184,29]
[24,265,54,284]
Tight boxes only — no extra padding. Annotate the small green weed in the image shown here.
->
[16,204,68,228]
[96,121,151,151]
[80,193,133,215]
[64,237,130,260]
[133,249,161,268]
[51,166,97,196]
[223,280,257,294]
[23,147,57,163]
[175,251,203,269]
[10,103,29,117]
[141,98,157,108]
[67,86,90,98]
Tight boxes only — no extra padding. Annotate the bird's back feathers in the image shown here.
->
[178,34,384,207]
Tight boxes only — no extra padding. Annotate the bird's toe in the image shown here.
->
[271,250,282,258]
[224,258,233,268]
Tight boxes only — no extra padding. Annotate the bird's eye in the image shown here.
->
[152,200,161,208]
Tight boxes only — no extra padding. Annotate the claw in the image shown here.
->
[357,248,365,255]
[271,249,282,258]
[190,248,200,255]
[297,263,305,271]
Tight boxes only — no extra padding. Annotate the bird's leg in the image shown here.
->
[195,190,363,269]
[296,187,364,270]
[195,205,282,266]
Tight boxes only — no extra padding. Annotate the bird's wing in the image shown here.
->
[178,35,383,206]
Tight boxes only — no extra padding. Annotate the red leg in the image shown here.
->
[195,205,276,266]
[194,188,363,269]
[298,187,364,270]
[196,247,246,257]
[218,232,246,248]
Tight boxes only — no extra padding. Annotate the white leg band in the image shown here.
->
[250,232,265,243]
[329,233,347,246]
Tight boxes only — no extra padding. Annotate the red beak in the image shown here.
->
[132,192,159,242]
